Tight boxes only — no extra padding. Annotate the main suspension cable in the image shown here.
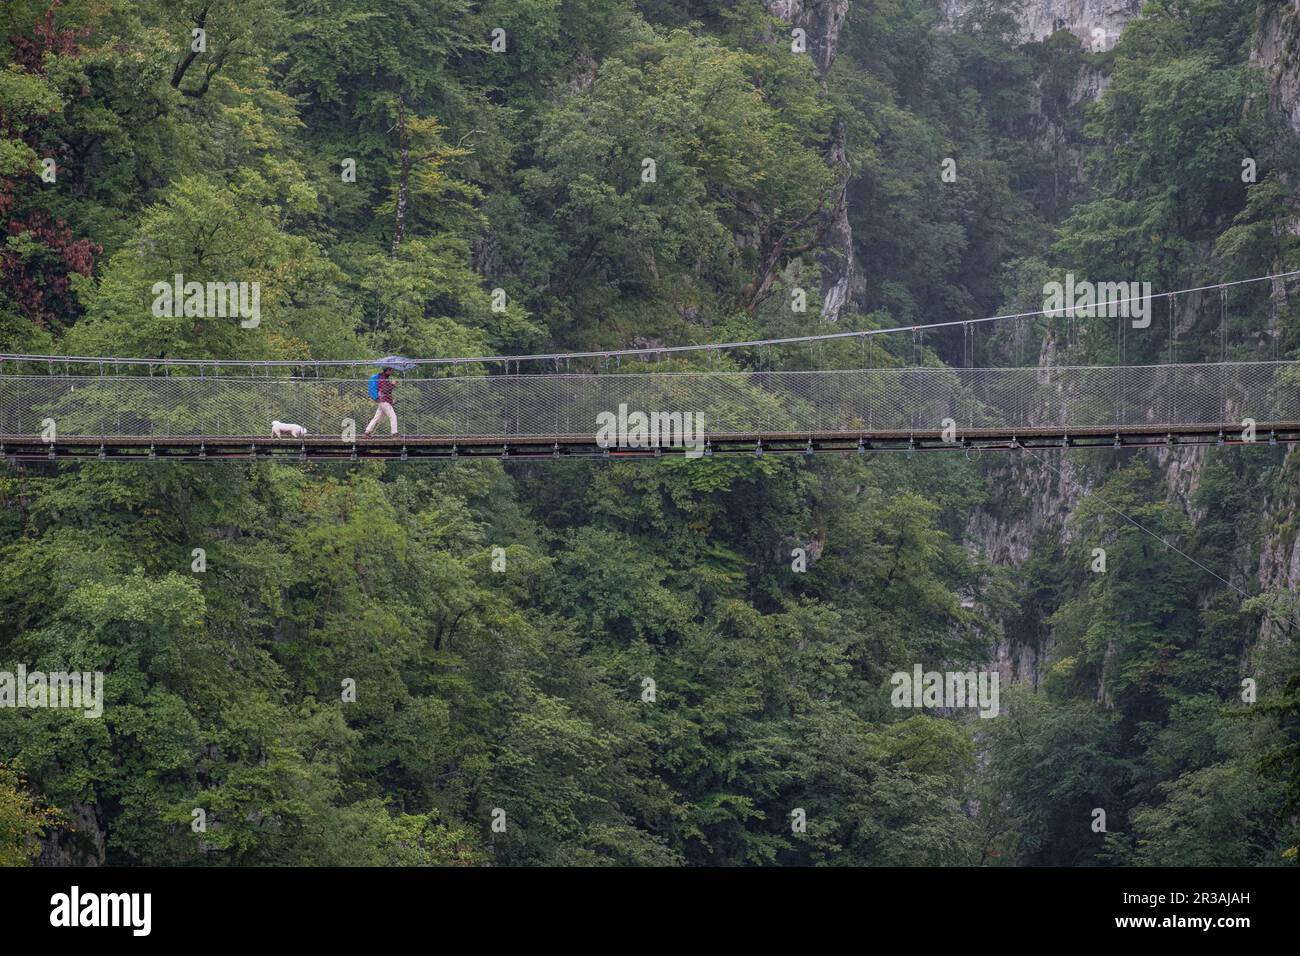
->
[3,270,1296,370]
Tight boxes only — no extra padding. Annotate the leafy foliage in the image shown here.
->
[0,0,1298,867]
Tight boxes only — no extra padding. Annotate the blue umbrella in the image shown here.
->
[374,355,417,372]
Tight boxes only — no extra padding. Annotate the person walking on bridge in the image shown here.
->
[364,367,399,437]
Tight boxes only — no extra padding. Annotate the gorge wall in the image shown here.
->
[960,0,1300,689]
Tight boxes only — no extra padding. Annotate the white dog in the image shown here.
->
[271,421,308,439]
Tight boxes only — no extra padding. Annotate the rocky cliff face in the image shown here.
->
[1255,452,1300,649]
[1251,0,1300,137]
[768,0,850,75]
[1252,4,1300,616]
[963,0,1300,687]
[764,0,859,321]
[37,800,106,866]
[939,0,1144,47]
[1201,2,1300,647]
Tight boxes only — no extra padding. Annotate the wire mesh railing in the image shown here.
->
[1,361,1297,439]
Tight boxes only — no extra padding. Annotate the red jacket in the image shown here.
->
[377,376,394,404]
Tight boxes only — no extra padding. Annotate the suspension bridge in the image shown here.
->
[0,357,1296,461]
[2,271,1296,461]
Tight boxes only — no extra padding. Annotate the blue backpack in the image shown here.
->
[369,372,381,400]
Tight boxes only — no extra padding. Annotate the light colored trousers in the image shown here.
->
[366,402,398,434]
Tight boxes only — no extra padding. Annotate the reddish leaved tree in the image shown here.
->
[9,0,89,75]
[1,0,99,330]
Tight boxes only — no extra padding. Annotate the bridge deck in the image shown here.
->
[3,422,1295,461]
